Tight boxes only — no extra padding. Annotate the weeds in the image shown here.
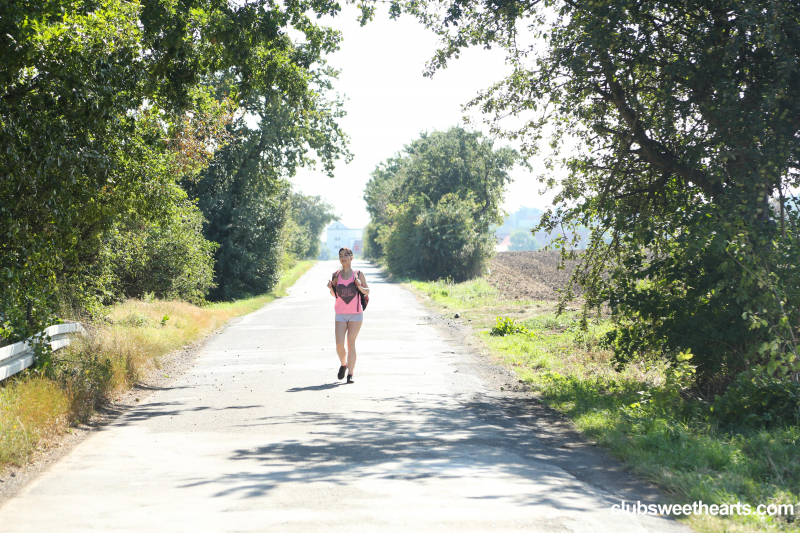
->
[490,317,529,336]
[0,378,70,466]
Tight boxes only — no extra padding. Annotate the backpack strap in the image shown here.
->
[331,270,341,296]
[354,270,362,312]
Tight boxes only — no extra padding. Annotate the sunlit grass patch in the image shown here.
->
[406,277,553,329]
[0,260,315,470]
[540,371,800,532]
[407,277,501,309]
[0,378,70,466]
[491,322,800,532]
[483,329,557,369]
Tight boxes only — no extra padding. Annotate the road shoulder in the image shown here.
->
[412,299,675,510]
[0,318,238,507]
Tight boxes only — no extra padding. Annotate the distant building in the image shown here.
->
[324,222,363,257]
[496,234,511,252]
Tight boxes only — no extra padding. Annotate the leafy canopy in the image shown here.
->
[387,0,800,383]
[365,126,520,281]
[1,0,347,340]
[291,193,339,260]
[184,74,349,300]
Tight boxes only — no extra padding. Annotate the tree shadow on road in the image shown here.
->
[174,392,671,527]
[108,401,262,425]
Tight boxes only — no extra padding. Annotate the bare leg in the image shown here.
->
[335,321,348,367]
[346,320,363,376]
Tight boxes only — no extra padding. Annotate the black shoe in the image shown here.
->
[338,365,347,380]
[347,374,354,384]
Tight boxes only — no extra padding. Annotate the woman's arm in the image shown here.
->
[355,271,370,294]
[327,273,337,297]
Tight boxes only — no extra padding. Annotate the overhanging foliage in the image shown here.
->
[388,0,800,384]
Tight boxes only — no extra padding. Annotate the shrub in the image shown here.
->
[381,195,495,281]
[605,208,800,387]
[364,126,520,280]
[713,369,800,428]
[99,201,218,305]
[284,218,312,264]
[362,222,383,260]
[197,179,293,301]
[491,316,530,336]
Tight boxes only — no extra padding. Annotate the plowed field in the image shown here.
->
[488,251,580,301]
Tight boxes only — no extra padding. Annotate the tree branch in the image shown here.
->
[596,51,720,199]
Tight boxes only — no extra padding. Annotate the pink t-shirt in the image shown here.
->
[334,270,361,314]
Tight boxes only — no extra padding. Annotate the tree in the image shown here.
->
[96,200,218,305]
[362,222,383,260]
[1,0,346,340]
[291,194,339,260]
[184,77,349,300]
[509,229,538,252]
[381,194,497,281]
[1,2,172,340]
[364,127,520,280]
[396,0,800,383]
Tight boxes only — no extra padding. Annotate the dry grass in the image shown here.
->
[0,260,315,470]
[0,379,71,465]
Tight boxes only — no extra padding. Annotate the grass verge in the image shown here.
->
[406,278,552,329]
[0,260,315,469]
[408,277,800,533]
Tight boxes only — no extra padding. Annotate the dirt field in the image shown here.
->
[488,251,580,301]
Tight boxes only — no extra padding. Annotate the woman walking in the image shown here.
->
[327,247,369,383]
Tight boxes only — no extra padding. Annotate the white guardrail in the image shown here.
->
[0,323,87,381]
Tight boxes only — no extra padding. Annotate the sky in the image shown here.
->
[288,5,558,231]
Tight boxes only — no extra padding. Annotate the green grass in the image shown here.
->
[405,277,552,329]
[408,278,501,309]
[408,277,800,533]
[0,260,316,470]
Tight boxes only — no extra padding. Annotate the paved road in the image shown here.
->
[0,261,688,532]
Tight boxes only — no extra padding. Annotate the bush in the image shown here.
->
[362,222,383,260]
[491,317,530,336]
[284,218,312,264]
[364,127,520,280]
[605,207,800,386]
[713,369,800,428]
[509,229,538,251]
[209,189,291,300]
[381,195,495,281]
[99,202,218,305]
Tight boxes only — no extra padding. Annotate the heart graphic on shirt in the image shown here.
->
[337,284,356,305]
